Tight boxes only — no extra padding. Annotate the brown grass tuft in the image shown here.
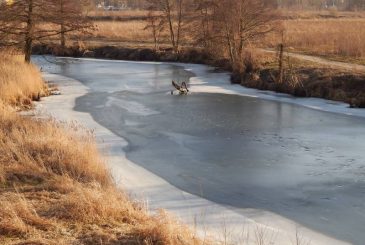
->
[0,109,112,187]
[0,193,52,237]
[49,184,136,224]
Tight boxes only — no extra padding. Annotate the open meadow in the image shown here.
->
[263,17,365,64]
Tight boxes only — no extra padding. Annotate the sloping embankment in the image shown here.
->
[0,53,199,245]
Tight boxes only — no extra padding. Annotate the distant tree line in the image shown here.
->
[94,0,365,10]
[275,0,364,10]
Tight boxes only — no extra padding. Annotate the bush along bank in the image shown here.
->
[33,44,365,108]
[32,43,232,70]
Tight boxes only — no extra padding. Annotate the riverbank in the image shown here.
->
[232,54,365,108]
[1,107,198,245]
[0,54,199,245]
[33,44,365,108]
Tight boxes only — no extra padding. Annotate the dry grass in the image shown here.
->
[238,50,365,107]
[0,51,47,108]
[93,20,153,41]
[0,109,200,244]
[263,17,365,62]
[89,10,150,18]
[0,54,202,244]
[282,10,365,19]
[90,19,196,48]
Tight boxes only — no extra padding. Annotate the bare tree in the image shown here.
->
[147,0,187,53]
[0,0,49,62]
[144,6,165,51]
[216,0,276,72]
[51,0,93,53]
[194,0,215,49]
[0,0,92,62]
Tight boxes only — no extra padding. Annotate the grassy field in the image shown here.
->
[0,53,201,245]
[263,17,365,64]
[281,10,365,19]
[89,9,150,19]
[93,20,151,42]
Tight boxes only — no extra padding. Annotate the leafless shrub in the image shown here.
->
[192,0,279,74]
[144,8,165,51]
[146,0,191,53]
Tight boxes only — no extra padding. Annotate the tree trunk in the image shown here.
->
[153,25,158,51]
[224,22,235,66]
[277,43,284,83]
[24,0,34,63]
[24,37,33,63]
[164,0,176,52]
[60,0,66,54]
[61,24,66,49]
[175,0,183,53]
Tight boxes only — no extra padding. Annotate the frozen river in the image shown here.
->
[33,56,365,244]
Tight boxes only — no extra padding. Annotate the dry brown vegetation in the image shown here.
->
[0,54,202,244]
[282,10,365,19]
[89,10,151,19]
[233,51,365,107]
[263,17,365,63]
[94,20,152,41]
[0,51,47,108]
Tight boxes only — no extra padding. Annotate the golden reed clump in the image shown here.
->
[0,51,47,108]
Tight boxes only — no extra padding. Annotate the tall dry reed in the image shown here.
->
[0,51,46,107]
